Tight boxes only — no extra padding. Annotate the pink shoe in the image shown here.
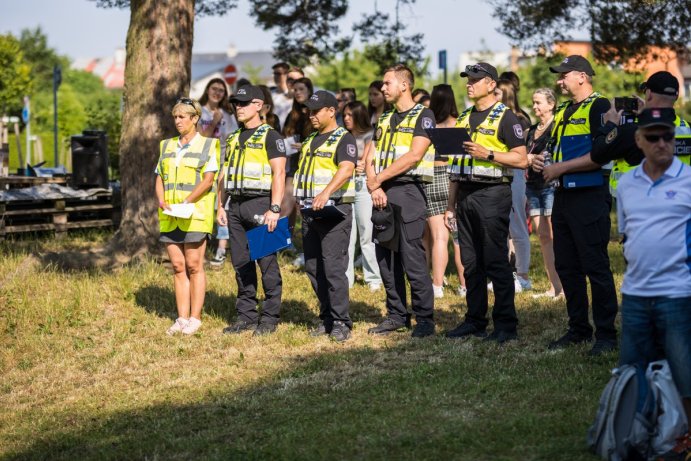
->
[182,317,202,335]
[167,317,189,335]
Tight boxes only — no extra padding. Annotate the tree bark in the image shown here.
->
[111,0,194,258]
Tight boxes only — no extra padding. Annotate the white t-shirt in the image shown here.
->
[198,106,238,143]
[272,90,293,129]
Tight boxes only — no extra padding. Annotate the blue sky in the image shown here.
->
[1,0,512,69]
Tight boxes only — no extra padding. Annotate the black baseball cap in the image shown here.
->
[371,204,399,251]
[549,55,595,76]
[639,71,679,97]
[304,90,338,110]
[229,85,264,103]
[460,62,498,81]
[637,108,676,129]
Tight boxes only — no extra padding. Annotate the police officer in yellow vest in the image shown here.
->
[534,55,618,356]
[217,85,287,336]
[588,71,690,195]
[156,97,221,336]
[443,62,527,343]
[363,63,436,338]
[294,90,357,342]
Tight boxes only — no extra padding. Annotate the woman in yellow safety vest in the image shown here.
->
[155,98,221,336]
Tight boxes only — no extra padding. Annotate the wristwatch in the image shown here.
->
[487,150,495,162]
[269,204,281,213]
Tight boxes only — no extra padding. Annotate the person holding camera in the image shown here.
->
[533,55,618,356]
[591,71,689,195]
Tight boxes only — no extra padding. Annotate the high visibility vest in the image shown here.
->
[610,115,691,193]
[294,127,355,203]
[449,102,513,183]
[223,124,275,195]
[551,92,609,187]
[674,116,691,166]
[157,135,220,234]
[373,104,434,183]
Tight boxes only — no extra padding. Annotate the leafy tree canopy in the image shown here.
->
[0,34,32,114]
[488,0,691,63]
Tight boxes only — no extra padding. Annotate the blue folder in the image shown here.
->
[246,216,292,261]
[560,135,603,189]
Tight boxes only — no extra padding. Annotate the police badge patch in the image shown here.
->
[605,128,617,144]
[347,144,357,157]
[513,124,524,138]
[375,127,383,141]
[276,139,285,152]
[422,117,433,129]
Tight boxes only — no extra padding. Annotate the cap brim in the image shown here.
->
[639,121,675,129]
[549,65,570,74]
[230,96,252,103]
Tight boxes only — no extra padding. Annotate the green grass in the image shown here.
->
[0,229,625,460]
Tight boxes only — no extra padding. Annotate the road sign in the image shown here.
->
[438,50,447,70]
[21,107,29,123]
[224,64,238,85]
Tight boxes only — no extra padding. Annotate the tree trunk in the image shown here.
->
[111,0,194,258]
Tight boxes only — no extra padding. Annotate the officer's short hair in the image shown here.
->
[272,62,290,72]
[385,63,415,88]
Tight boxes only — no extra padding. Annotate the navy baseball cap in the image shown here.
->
[639,71,679,97]
[230,85,264,103]
[304,90,338,110]
[637,108,676,129]
[460,62,498,81]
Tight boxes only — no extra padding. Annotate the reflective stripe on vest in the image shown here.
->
[610,115,691,194]
[294,127,355,202]
[224,124,274,194]
[449,102,512,182]
[157,135,220,233]
[374,104,434,183]
[675,116,691,166]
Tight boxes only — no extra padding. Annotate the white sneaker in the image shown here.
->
[181,317,202,335]
[487,281,493,292]
[433,284,444,298]
[166,317,189,335]
[516,275,532,291]
[457,286,467,297]
[368,282,382,292]
[292,253,305,267]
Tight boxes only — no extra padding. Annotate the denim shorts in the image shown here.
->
[619,294,691,398]
[525,184,555,217]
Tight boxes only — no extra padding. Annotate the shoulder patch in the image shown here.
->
[605,128,617,144]
[276,139,286,153]
[513,124,524,138]
[422,117,434,129]
[375,127,383,141]
[346,144,357,158]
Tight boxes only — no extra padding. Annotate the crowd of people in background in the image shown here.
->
[155,55,690,452]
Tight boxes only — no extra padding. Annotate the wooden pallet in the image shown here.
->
[0,175,67,190]
[0,192,114,238]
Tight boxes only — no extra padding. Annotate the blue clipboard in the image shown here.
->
[560,135,603,189]
[246,216,292,261]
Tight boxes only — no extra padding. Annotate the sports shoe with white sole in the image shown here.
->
[167,317,189,335]
[433,285,444,299]
[181,317,202,335]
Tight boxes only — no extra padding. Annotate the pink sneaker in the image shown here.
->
[167,317,189,335]
[182,317,202,335]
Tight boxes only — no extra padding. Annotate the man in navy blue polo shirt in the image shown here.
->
[616,107,691,438]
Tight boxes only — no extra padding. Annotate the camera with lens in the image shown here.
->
[614,97,638,124]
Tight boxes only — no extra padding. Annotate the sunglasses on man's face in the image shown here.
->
[234,100,260,108]
[642,132,675,143]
